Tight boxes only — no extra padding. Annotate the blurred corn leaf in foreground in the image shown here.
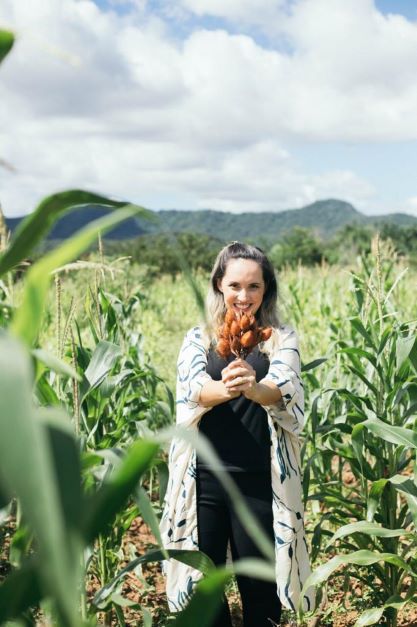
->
[0,29,14,64]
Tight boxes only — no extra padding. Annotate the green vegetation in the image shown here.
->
[1,27,417,627]
[130,200,416,244]
[106,232,224,279]
[1,215,417,625]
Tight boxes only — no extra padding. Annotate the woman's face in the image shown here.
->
[217,258,265,316]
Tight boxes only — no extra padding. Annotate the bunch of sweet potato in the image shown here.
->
[216,309,272,359]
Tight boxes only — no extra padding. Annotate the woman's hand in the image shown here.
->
[221,359,258,398]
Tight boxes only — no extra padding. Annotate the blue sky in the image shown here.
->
[1,0,417,217]
[375,0,417,20]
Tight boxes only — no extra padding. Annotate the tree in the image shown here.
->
[268,227,324,268]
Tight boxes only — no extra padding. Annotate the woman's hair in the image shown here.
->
[205,241,280,340]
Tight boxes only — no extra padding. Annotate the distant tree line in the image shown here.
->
[104,222,417,275]
[268,223,417,269]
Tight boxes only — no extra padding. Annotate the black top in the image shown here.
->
[196,346,271,472]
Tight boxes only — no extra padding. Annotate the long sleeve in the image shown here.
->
[262,324,305,435]
[176,326,212,428]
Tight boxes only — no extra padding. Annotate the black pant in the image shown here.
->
[196,465,281,627]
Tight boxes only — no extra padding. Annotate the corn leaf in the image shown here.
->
[326,521,412,549]
[396,335,417,371]
[11,205,143,346]
[0,562,41,622]
[83,439,160,542]
[0,191,148,276]
[135,486,165,549]
[82,340,122,397]
[0,333,80,626]
[362,419,417,449]
[0,29,14,64]
[299,549,416,613]
[172,568,233,627]
[93,547,216,609]
[354,595,411,627]
[32,348,81,381]
[172,559,275,627]
[301,358,327,372]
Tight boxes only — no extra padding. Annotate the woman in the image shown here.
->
[159,242,314,626]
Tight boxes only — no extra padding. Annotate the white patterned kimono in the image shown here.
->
[159,323,315,614]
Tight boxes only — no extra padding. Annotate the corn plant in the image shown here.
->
[300,238,417,626]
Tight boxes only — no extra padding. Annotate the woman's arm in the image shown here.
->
[176,327,213,427]
[221,359,283,404]
[199,379,240,408]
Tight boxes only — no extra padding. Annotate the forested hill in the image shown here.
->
[140,200,417,241]
[5,198,417,243]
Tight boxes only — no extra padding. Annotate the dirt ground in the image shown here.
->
[112,517,417,627]
[2,513,417,626]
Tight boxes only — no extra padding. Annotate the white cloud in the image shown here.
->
[180,0,290,31]
[1,0,417,217]
[404,197,417,217]
[183,140,375,212]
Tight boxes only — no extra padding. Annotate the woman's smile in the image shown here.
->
[217,258,265,316]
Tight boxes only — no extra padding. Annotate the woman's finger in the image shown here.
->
[225,375,256,389]
[223,366,249,379]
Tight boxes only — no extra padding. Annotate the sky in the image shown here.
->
[1,0,417,218]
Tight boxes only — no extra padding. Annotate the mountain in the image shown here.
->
[5,206,145,240]
[4,199,417,244]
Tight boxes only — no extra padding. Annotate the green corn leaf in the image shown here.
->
[326,521,412,549]
[389,474,417,497]
[349,317,375,348]
[299,549,416,612]
[388,474,417,527]
[396,335,417,371]
[83,439,160,543]
[82,340,122,396]
[346,364,379,396]
[32,348,81,381]
[92,547,216,608]
[362,419,417,449]
[172,558,276,627]
[351,422,365,467]
[354,595,412,627]
[0,190,146,276]
[0,562,41,622]
[35,374,60,406]
[301,357,327,372]
[354,607,385,627]
[367,479,388,521]
[11,204,143,346]
[0,333,80,626]
[172,568,233,627]
[378,328,391,355]
[40,409,83,533]
[141,607,152,627]
[342,347,378,368]
[155,458,169,507]
[0,29,14,64]
[135,485,165,551]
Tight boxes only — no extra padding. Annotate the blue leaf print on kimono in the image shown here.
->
[159,324,316,614]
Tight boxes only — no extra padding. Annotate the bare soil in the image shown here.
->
[103,517,417,627]
[2,513,417,626]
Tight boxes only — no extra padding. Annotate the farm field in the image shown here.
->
[1,230,417,627]
[2,17,417,627]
